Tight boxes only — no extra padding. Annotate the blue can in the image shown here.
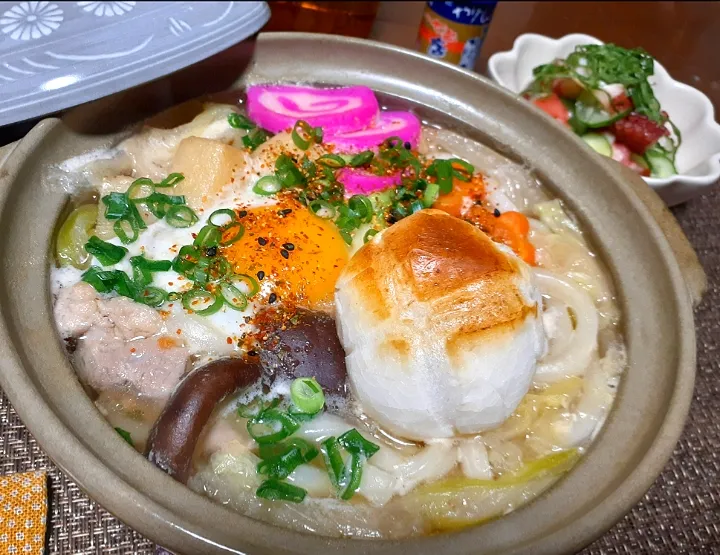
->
[417,1,498,69]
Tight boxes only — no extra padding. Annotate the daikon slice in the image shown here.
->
[246,85,379,134]
[327,111,421,152]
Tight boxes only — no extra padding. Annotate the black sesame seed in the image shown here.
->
[238,210,248,218]
[205,246,217,257]
[278,208,293,217]
[258,237,268,246]
[282,242,295,251]
[280,249,289,259]
[493,208,501,217]
[268,293,277,304]
[404,141,412,150]
[257,270,265,281]
[248,350,258,357]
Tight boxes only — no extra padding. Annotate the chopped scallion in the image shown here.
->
[290,377,325,415]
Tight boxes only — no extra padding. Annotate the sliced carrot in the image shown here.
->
[432,174,485,218]
[495,211,530,236]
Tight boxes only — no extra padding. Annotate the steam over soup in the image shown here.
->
[51,85,625,538]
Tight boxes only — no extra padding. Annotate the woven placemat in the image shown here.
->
[0,187,718,554]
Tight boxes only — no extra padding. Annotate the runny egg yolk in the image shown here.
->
[223,197,348,308]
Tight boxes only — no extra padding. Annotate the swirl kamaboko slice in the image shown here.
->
[326,111,421,152]
[337,168,402,196]
[246,85,379,134]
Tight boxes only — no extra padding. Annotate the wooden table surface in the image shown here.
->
[372,1,720,111]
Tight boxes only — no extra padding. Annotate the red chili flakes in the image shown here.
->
[226,337,233,345]
[130,348,136,354]
[176,329,182,335]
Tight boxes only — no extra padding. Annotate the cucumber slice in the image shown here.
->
[573,91,629,129]
[645,150,677,178]
[630,153,650,171]
[580,133,612,157]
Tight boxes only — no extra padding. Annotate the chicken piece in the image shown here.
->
[76,326,189,399]
[100,296,162,340]
[54,282,100,338]
[54,283,162,340]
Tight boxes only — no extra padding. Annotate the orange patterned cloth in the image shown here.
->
[0,471,47,555]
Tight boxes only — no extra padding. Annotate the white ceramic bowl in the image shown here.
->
[488,33,720,205]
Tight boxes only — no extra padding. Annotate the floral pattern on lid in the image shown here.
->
[0,2,64,41]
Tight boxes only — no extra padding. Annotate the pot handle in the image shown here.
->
[603,159,707,307]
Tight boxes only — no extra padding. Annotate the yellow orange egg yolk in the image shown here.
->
[222,197,348,308]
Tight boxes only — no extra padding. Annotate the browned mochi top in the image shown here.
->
[339,210,533,363]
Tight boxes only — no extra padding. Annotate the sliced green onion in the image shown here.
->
[84,236,128,266]
[312,126,323,143]
[257,447,305,480]
[338,429,380,459]
[228,273,260,298]
[259,438,319,464]
[381,136,404,150]
[115,427,134,447]
[348,195,373,223]
[410,200,424,214]
[301,156,317,179]
[102,192,130,220]
[194,225,222,249]
[247,409,300,445]
[291,120,313,150]
[81,266,117,294]
[192,256,211,285]
[219,282,248,311]
[110,270,136,298]
[238,397,280,419]
[448,158,474,181]
[113,218,139,244]
[256,479,306,503]
[166,205,199,228]
[422,181,440,207]
[172,245,201,276]
[340,454,364,500]
[320,437,345,490]
[290,377,325,415]
[127,178,155,201]
[182,289,223,316]
[363,229,379,243]
[167,291,182,301]
[131,256,172,273]
[135,286,167,307]
[156,173,185,188]
[128,201,147,231]
[428,159,454,194]
[316,154,346,168]
[339,229,353,245]
[219,222,244,246]
[275,154,306,188]
[253,175,282,196]
[81,266,136,298]
[242,128,271,151]
[349,150,374,167]
[208,256,231,282]
[208,208,236,227]
[308,199,335,219]
[227,113,255,130]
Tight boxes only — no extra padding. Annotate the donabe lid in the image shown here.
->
[0,1,270,126]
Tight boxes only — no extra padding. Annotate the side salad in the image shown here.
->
[522,43,680,178]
